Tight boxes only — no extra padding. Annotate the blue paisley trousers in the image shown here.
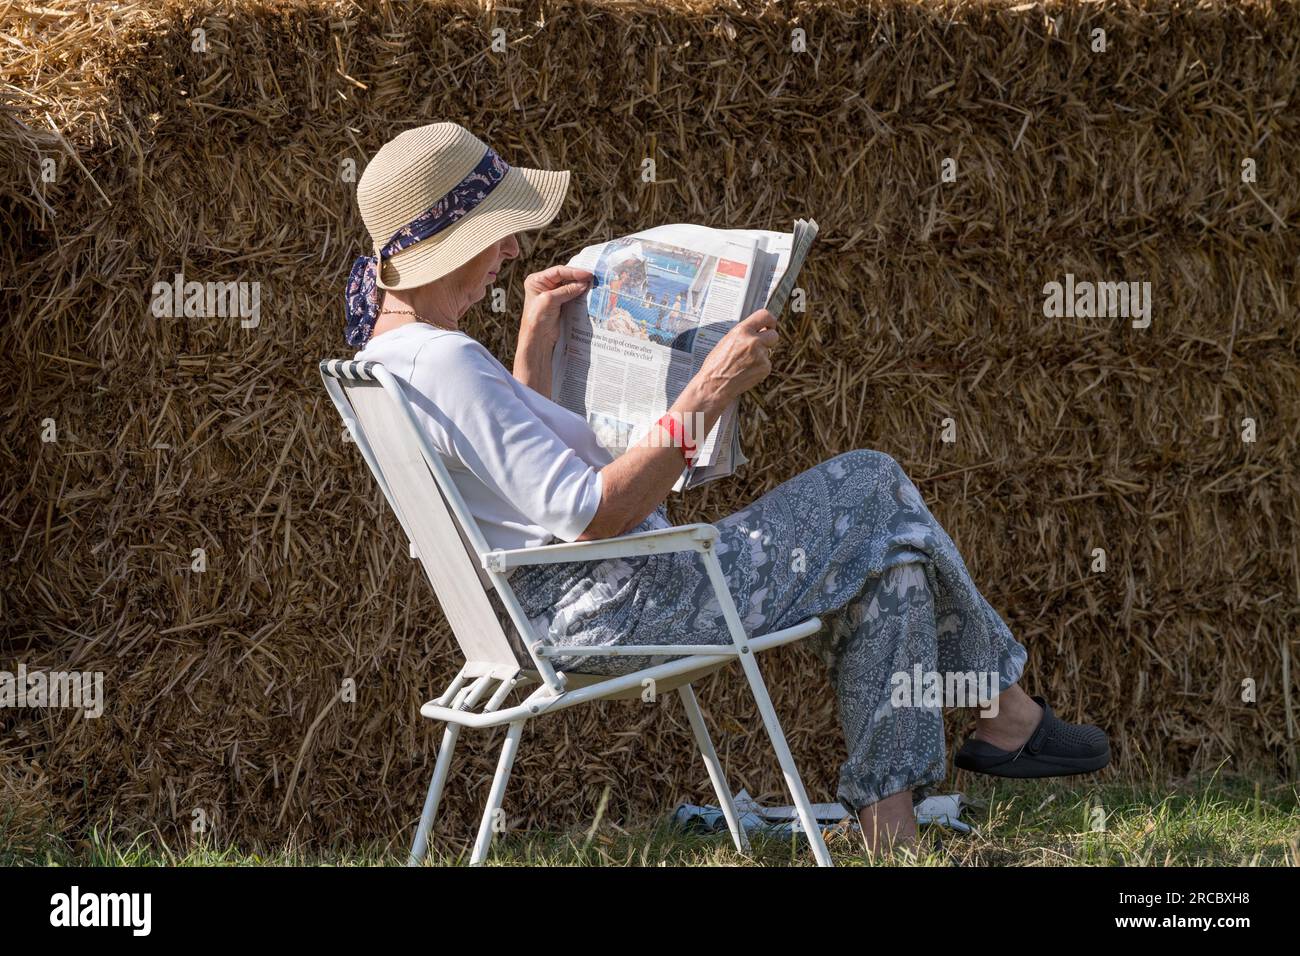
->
[508,450,1028,814]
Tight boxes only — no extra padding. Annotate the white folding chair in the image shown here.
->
[319,358,834,867]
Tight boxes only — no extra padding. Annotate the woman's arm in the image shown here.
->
[577,309,780,540]
[513,318,558,397]
[513,266,593,396]
[574,381,724,540]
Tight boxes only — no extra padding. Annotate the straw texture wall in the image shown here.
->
[3,0,1298,851]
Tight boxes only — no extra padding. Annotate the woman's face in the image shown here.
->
[442,233,519,315]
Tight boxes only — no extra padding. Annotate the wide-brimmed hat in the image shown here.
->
[344,122,569,346]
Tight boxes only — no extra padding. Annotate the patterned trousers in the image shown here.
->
[507,449,1029,813]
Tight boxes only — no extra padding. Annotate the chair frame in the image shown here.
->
[320,358,834,867]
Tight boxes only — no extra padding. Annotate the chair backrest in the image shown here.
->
[319,359,557,687]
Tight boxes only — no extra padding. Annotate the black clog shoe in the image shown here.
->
[954,695,1110,778]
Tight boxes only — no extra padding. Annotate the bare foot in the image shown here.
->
[857,789,918,854]
[969,683,1043,751]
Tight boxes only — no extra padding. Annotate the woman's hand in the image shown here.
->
[521,266,594,342]
[682,308,780,413]
[514,266,593,397]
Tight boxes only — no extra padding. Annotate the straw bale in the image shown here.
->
[1,0,1297,850]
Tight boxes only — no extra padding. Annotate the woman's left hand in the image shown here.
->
[521,266,594,340]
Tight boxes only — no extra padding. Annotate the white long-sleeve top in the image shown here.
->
[354,323,608,551]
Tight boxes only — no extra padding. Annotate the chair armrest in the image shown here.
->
[483,523,718,572]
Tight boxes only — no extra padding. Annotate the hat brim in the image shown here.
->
[376,166,570,290]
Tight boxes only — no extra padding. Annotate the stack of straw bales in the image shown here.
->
[2,0,1297,851]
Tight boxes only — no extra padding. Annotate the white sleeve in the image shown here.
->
[407,338,602,542]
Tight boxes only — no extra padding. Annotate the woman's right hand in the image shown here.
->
[683,308,780,412]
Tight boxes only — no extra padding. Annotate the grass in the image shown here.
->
[5,776,1298,867]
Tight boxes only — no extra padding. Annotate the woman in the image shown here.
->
[346,123,1110,853]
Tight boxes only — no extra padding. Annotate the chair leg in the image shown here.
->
[736,653,835,867]
[677,683,751,855]
[469,719,526,866]
[407,723,462,866]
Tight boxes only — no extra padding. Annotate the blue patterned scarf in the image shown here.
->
[344,147,510,347]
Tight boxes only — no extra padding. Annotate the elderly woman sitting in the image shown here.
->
[345,122,1110,853]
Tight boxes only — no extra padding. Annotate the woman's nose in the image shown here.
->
[500,234,520,259]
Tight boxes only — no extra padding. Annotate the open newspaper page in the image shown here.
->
[550,224,757,482]
[551,220,817,491]
[676,229,787,485]
[687,221,815,485]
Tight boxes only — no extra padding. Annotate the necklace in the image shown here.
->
[382,307,457,332]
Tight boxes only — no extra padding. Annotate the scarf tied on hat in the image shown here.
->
[344,147,510,347]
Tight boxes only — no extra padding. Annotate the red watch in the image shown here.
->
[656,412,697,464]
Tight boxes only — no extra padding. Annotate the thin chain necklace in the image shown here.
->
[382,307,458,333]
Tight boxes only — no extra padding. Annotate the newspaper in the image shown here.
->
[671,788,978,836]
[550,219,818,490]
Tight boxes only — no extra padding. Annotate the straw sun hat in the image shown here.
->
[344,122,570,345]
